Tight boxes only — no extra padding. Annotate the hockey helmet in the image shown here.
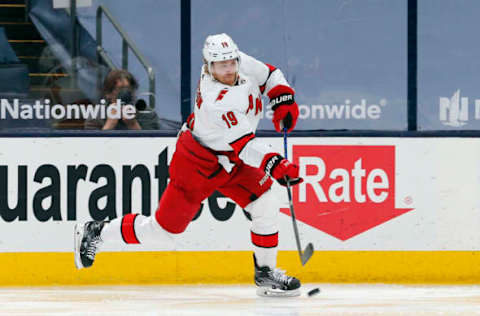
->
[202,33,240,74]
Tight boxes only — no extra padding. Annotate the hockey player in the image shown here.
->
[74,33,302,297]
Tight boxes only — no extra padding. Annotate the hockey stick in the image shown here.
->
[283,128,314,266]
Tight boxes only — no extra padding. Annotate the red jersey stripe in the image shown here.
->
[229,133,255,155]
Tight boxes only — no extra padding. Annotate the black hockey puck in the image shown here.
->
[307,288,320,296]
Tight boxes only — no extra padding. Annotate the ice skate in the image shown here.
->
[254,255,301,297]
[74,221,106,269]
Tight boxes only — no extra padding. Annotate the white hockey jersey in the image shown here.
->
[190,51,291,169]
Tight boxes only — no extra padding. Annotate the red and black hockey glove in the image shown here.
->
[261,153,303,186]
[268,85,299,133]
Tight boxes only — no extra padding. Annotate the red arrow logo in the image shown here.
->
[280,145,413,241]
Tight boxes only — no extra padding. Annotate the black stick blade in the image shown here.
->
[301,243,314,266]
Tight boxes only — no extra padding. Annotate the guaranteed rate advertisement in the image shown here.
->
[0,137,479,252]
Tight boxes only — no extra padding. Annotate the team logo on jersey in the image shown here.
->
[280,145,413,241]
[246,94,262,115]
[221,42,229,48]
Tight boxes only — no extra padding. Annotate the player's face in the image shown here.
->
[212,59,238,86]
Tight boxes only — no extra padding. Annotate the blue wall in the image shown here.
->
[418,0,480,130]
[77,0,181,122]
[76,0,408,130]
[192,0,407,131]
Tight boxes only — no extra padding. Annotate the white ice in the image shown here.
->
[1,284,480,315]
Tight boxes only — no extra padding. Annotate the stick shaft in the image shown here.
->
[286,181,304,260]
[283,129,304,262]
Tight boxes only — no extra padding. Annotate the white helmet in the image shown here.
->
[202,33,240,74]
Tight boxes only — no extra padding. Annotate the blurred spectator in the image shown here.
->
[134,98,161,130]
[85,69,159,130]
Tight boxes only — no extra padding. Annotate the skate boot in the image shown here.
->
[74,221,106,269]
[254,255,301,297]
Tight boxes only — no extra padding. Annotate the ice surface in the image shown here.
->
[1,284,480,315]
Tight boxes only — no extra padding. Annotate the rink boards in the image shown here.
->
[1,137,480,285]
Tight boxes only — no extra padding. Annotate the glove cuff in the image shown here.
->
[261,153,283,176]
[267,85,295,111]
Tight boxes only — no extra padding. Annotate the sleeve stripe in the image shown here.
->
[266,63,277,74]
[261,63,278,87]
[259,84,266,94]
[229,133,255,156]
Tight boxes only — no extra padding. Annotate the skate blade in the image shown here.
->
[256,287,301,297]
[73,224,84,269]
